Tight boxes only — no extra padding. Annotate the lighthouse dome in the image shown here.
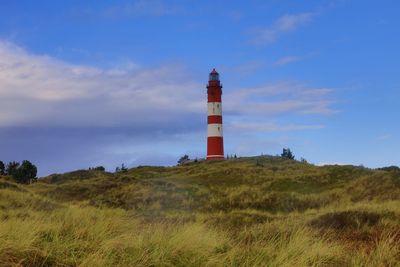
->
[209,68,219,81]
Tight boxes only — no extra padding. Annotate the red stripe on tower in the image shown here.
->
[208,115,222,124]
[207,68,224,160]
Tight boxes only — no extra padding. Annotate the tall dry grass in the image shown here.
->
[1,187,399,266]
[0,157,399,266]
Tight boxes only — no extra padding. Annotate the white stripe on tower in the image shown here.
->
[207,102,223,137]
[207,102,222,116]
[208,124,223,137]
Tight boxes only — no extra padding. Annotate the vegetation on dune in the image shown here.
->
[0,156,399,266]
[0,160,38,184]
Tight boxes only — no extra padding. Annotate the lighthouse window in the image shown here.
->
[217,104,219,108]
[209,73,219,81]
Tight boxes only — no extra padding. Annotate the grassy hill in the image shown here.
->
[0,156,399,266]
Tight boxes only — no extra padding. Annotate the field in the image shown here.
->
[0,156,399,266]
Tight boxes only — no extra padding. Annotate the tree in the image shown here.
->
[0,161,4,175]
[121,164,128,172]
[115,164,128,173]
[12,160,37,184]
[89,166,105,171]
[377,166,400,172]
[6,161,20,176]
[94,166,105,171]
[300,157,308,163]
[281,148,295,160]
[178,155,190,165]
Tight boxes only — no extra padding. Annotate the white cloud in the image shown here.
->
[224,81,337,116]
[231,60,265,74]
[0,41,203,128]
[275,56,302,66]
[317,162,348,166]
[376,134,392,141]
[274,52,319,66]
[227,122,324,133]
[251,12,316,45]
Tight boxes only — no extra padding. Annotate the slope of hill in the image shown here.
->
[0,156,399,266]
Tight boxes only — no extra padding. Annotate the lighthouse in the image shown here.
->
[207,68,224,160]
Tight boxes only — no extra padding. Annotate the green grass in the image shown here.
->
[0,156,399,266]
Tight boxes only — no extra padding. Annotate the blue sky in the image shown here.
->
[0,0,399,176]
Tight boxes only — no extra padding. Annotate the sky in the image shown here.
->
[0,0,399,176]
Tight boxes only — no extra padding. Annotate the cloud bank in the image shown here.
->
[0,41,335,130]
[0,41,203,130]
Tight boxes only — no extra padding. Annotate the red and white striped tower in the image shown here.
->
[207,68,224,160]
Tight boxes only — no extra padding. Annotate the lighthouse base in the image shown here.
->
[206,155,224,160]
[207,136,224,160]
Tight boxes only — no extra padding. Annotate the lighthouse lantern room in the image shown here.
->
[207,68,224,160]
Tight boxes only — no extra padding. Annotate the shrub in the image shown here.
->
[0,160,4,175]
[281,148,295,160]
[6,161,20,176]
[89,166,106,171]
[309,211,382,230]
[377,166,400,172]
[178,155,190,165]
[115,164,128,173]
[12,160,38,184]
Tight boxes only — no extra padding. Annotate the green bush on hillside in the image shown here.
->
[178,154,190,165]
[0,160,5,175]
[1,160,38,184]
[377,166,400,172]
[89,166,106,171]
[6,161,20,176]
[115,164,128,173]
[281,148,295,160]
[12,160,38,184]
